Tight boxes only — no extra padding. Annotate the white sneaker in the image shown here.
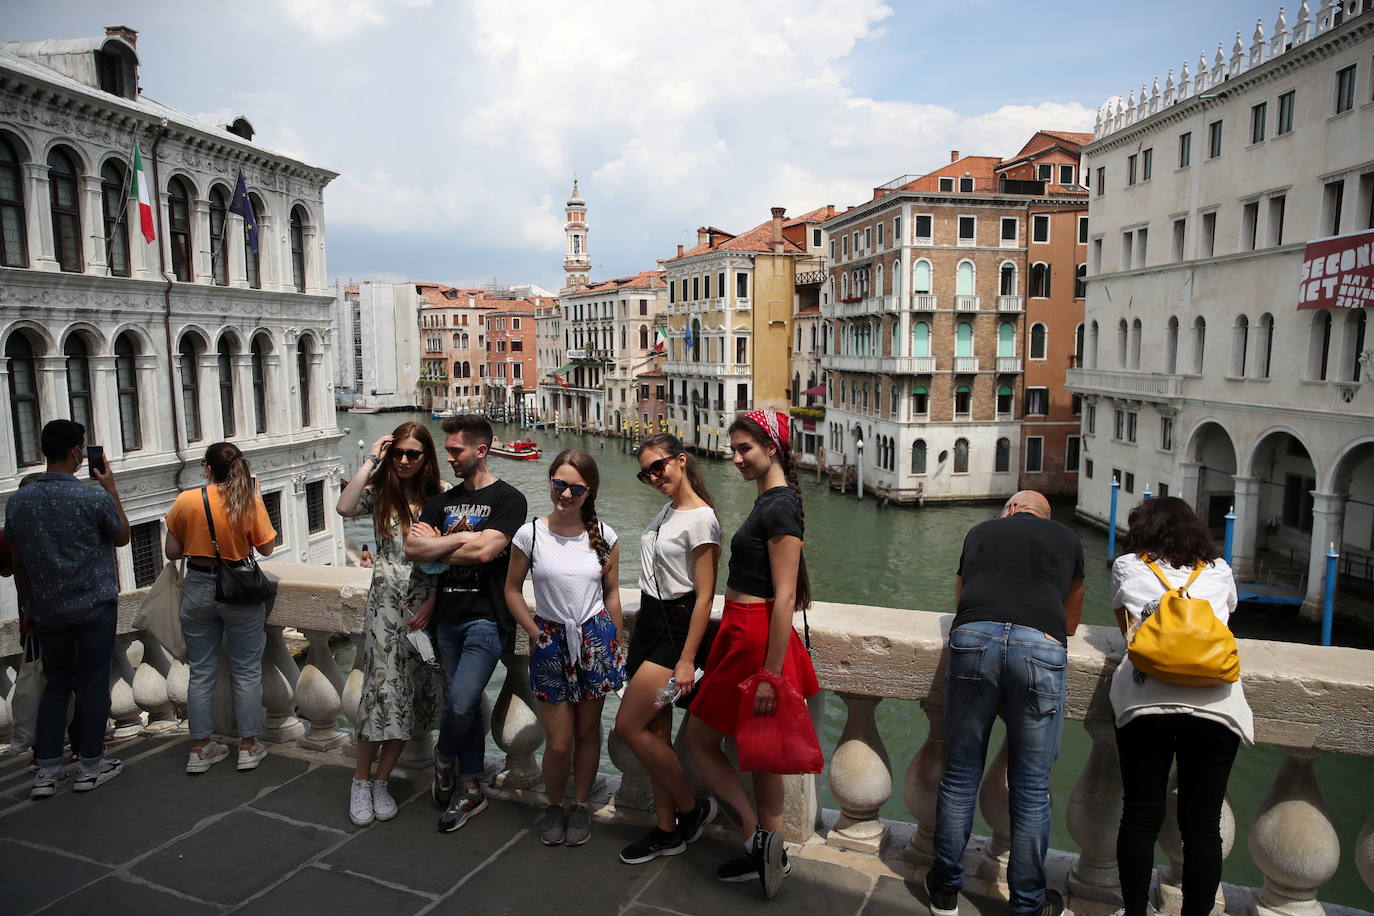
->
[372,780,398,821]
[73,757,123,793]
[349,778,375,826]
[186,741,230,774]
[236,742,268,771]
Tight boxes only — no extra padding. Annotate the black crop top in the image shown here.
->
[726,486,804,598]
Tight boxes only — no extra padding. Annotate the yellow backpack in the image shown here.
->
[1127,558,1241,687]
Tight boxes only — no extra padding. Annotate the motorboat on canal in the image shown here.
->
[489,439,542,461]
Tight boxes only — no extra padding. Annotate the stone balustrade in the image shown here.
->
[1,563,1372,914]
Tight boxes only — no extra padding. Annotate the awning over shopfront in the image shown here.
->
[801,383,827,396]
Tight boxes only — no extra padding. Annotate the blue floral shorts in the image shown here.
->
[530,609,627,704]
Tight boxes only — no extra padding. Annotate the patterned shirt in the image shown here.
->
[3,473,122,625]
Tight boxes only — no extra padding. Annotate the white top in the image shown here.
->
[1109,554,1255,744]
[511,518,618,666]
[638,504,721,600]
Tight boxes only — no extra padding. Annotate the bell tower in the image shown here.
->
[563,179,589,293]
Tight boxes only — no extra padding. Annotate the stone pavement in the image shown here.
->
[0,736,1005,916]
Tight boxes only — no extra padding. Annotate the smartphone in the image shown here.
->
[87,445,106,477]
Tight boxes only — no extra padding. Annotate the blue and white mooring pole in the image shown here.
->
[1106,478,1121,565]
[1321,543,1339,647]
[1223,506,1236,566]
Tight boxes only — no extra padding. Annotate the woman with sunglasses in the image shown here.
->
[686,410,818,899]
[504,449,626,847]
[613,434,721,865]
[336,421,445,827]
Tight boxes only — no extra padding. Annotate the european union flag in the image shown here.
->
[684,322,695,351]
[229,169,258,254]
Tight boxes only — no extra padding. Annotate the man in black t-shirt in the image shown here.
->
[926,491,1083,916]
[406,415,526,835]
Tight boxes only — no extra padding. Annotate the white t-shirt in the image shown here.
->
[511,518,618,643]
[1109,554,1254,743]
[637,504,721,600]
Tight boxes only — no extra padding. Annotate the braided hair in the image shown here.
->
[548,448,610,567]
[727,415,812,610]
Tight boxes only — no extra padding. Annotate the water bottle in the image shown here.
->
[653,677,677,709]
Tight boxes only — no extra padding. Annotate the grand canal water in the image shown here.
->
[336,411,1371,906]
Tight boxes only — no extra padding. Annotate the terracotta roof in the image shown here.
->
[636,368,667,379]
[571,270,667,294]
[666,214,808,262]
[784,204,838,227]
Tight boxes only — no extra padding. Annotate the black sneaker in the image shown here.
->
[716,839,791,887]
[438,789,487,833]
[1033,889,1065,916]
[619,827,686,864]
[676,797,718,844]
[924,872,959,916]
[757,828,784,899]
[432,755,457,809]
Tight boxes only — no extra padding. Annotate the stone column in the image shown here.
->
[1248,748,1341,916]
[296,629,347,750]
[489,650,543,789]
[133,354,162,456]
[23,163,58,271]
[196,353,221,444]
[1301,492,1345,620]
[228,213,247,288]
[81,174,107,275]
[37,356,67,435]
[1067,717,1124,905]
[1154,774,1234,916]
[88,356,120,459]
[233,354,255,441]
[904,699,945,864]
[826,693,891,854]
[193,199,213,284]
[257,214,277,291]
[977,737,1013,886]
[108,633,144,738]
[261,626,305,743]
[1230,475,1263,580]
[0,361,16,479]
[1178,461,1202,514]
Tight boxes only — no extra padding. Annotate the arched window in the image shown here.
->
[1192,316,1207,375]
[64,335,93,432]
[997,384,1013,415]
[1030,262,1051,298]
[454,360,462,378]
[840,273,849,299]
[956,260,974,296]
[244,193,264,289]
[953,437,970,473]
[875,263,883,297]
[452,332,461,348]
[0,136,27,267]
[209,185,229,286]
[995,437,1010,472]
[1165,316,1179,374]
[911,384,928,415]
[217,338,236,437]
[1074,264,1087,299]
[1344,309,1366,383]
[639,324,649,349]
[463,360,471,378]
[954,384,972,416]
[892,261,901,297]
[114,333,141,451]
[913,259,932,294]
[48,147,82,272]
[912,321,930,357]
[297,336,313,426]
[6,333,41,466]
[251,334,269,434]
[1030,322,1047,360]
[168,176,194,282]
[691,319,702,361]
[911,438,927,474]
[1074,322,1085,366]
[1117,319,1129,367]
[955,321,973,357]
[620,325,627,350]
[998,322,1016,358]
[1308,311,1333,381]
[1231,315,1249,377]
[290,206,307,292]
[1256,313,1274,379]
[1129,318,1142,370]
[1088,320,1099,369]
[178,335,202,442]
[101,160,130,277]
[999,262,1016,296]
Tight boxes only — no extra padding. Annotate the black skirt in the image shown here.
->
[627,591,713,679]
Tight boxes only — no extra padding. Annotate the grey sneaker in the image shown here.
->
[73,757,123,793]
[31,766,64,800]
[186,740,229,774]
[564,803,592,846]
[538,803,567,846]
[438,788,488,833]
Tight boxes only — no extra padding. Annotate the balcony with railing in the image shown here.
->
[954,296,980,312]
[822,354,880,373]
[880,356,937,374]
[956,236,976,248]
[953,357,979,373]
[997,295,1024,312]
[910,294,936,311]
[735,298,751,311]
[996,357,1023,373]
[1066,367,1182,402]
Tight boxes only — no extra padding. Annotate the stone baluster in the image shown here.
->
[1248,748,1340,916]
[783,690,826,844]
[1270,6,1288,58]
[340,633,365,754]
[296,629,348,750]
[1155,773,1235,916]
[607,721,653,811]
[490,650,543,789]
[826,693,891,854]
[132,633,182,735]
[1067,718,1124,906]
[261,626,305,743]
[977,737,1013,886]
[905,699,946,864]
[1356,806,1374,896]
[0,656,16,754]
[108,632,144,738]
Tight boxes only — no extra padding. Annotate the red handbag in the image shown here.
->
[735,669,824,774]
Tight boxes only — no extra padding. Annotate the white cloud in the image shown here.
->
[278,0,433,42]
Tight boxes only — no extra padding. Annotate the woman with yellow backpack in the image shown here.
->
[1110,496,1253,916]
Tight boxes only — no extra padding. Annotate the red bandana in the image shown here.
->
[745,409,790,450]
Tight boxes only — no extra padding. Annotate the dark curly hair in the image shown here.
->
[1126,496,1221,569]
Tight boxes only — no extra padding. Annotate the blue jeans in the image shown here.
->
[434,616,502,782]
[930,621,1068,915]
[180,569,267,740]
[34,610,117,766]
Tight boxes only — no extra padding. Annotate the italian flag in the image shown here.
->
[654,323,668,354]
[130,143,155,243]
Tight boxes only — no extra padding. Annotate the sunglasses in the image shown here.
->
[391,449,425,462]
[550,478,589,499]
[636,456,672,484]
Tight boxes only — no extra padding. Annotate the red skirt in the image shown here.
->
[688,600,819,736]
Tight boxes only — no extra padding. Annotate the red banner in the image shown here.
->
[1298,229,1374,310]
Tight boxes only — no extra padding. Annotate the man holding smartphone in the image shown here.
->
[4,420,131,799]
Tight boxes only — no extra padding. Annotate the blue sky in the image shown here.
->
[8,0,1277,291]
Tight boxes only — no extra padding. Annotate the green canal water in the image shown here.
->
[336,411,1372,907]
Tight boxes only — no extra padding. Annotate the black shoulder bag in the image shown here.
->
[201,487,277,604]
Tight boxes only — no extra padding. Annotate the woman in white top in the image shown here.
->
[614,433,722,865]
[1110,496,1253,916]
[505,449,626,849]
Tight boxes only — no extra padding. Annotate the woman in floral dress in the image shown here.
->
[336,421,445,827]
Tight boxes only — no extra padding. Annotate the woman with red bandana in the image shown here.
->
[685,409,819,899]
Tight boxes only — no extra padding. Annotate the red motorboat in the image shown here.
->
[489,439,542,461]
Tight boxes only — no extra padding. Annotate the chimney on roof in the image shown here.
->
[104,24,138,47]
[950,150,959,163]
[677,244,684,258]
[697,227,708,246]
[770,207,786,253]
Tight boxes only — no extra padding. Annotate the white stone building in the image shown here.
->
[1068,1,1374,613]
[0,26,348,619]
[332,281,422,411]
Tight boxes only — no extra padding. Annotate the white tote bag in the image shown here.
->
[134,561,187,659]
